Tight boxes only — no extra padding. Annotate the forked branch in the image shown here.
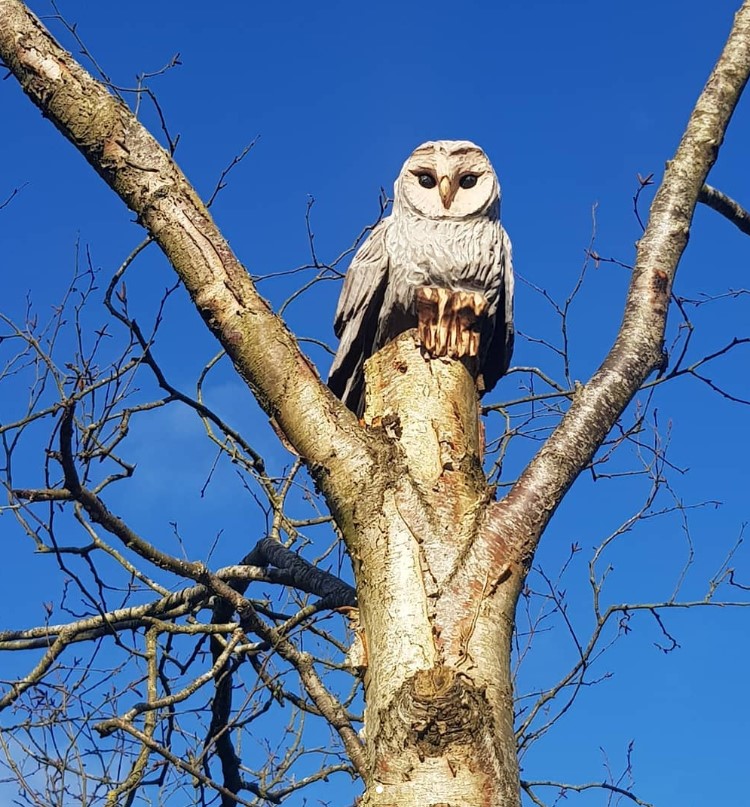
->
[0,0,380,543]
[479,1,750,567]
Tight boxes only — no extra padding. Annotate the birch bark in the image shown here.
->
[2,2,750,804]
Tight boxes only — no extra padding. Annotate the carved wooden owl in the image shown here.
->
[328,140,514,414]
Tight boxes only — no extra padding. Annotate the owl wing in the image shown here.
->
[480,224,515,393]
[328,219,390,414]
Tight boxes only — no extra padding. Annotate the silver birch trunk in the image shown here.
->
[2,1,750,804]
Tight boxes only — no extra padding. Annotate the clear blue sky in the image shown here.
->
[2,1,750,805]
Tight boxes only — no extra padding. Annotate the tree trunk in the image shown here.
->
[356,333,520,806]
[3,2,750,804]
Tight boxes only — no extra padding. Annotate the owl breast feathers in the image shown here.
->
[328,140,514,415]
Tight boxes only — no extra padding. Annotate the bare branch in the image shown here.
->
[454,1,750,590]
[0,0,381,531]
[699,182,750,235]
[0,182,28,209]
[523,778,654,807]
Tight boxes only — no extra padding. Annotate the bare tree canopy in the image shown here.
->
[1,1,750,806]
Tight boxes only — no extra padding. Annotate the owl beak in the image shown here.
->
[438,175,455,209]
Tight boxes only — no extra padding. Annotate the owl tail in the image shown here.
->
[328,352,366,417]
[328,303,376,416]
[328,272,388,417]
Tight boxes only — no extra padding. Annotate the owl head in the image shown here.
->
[394,140,500,220]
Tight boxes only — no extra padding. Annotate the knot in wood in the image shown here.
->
[386,664,488,758]
[413,665,455,698]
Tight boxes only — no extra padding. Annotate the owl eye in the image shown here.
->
[417,173,437,189]
[459,174,478,189]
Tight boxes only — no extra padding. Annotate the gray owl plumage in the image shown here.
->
[328,140,514,414]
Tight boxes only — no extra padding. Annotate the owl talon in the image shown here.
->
[416,286,488,361]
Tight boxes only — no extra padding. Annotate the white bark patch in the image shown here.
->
[19,46,62,80]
